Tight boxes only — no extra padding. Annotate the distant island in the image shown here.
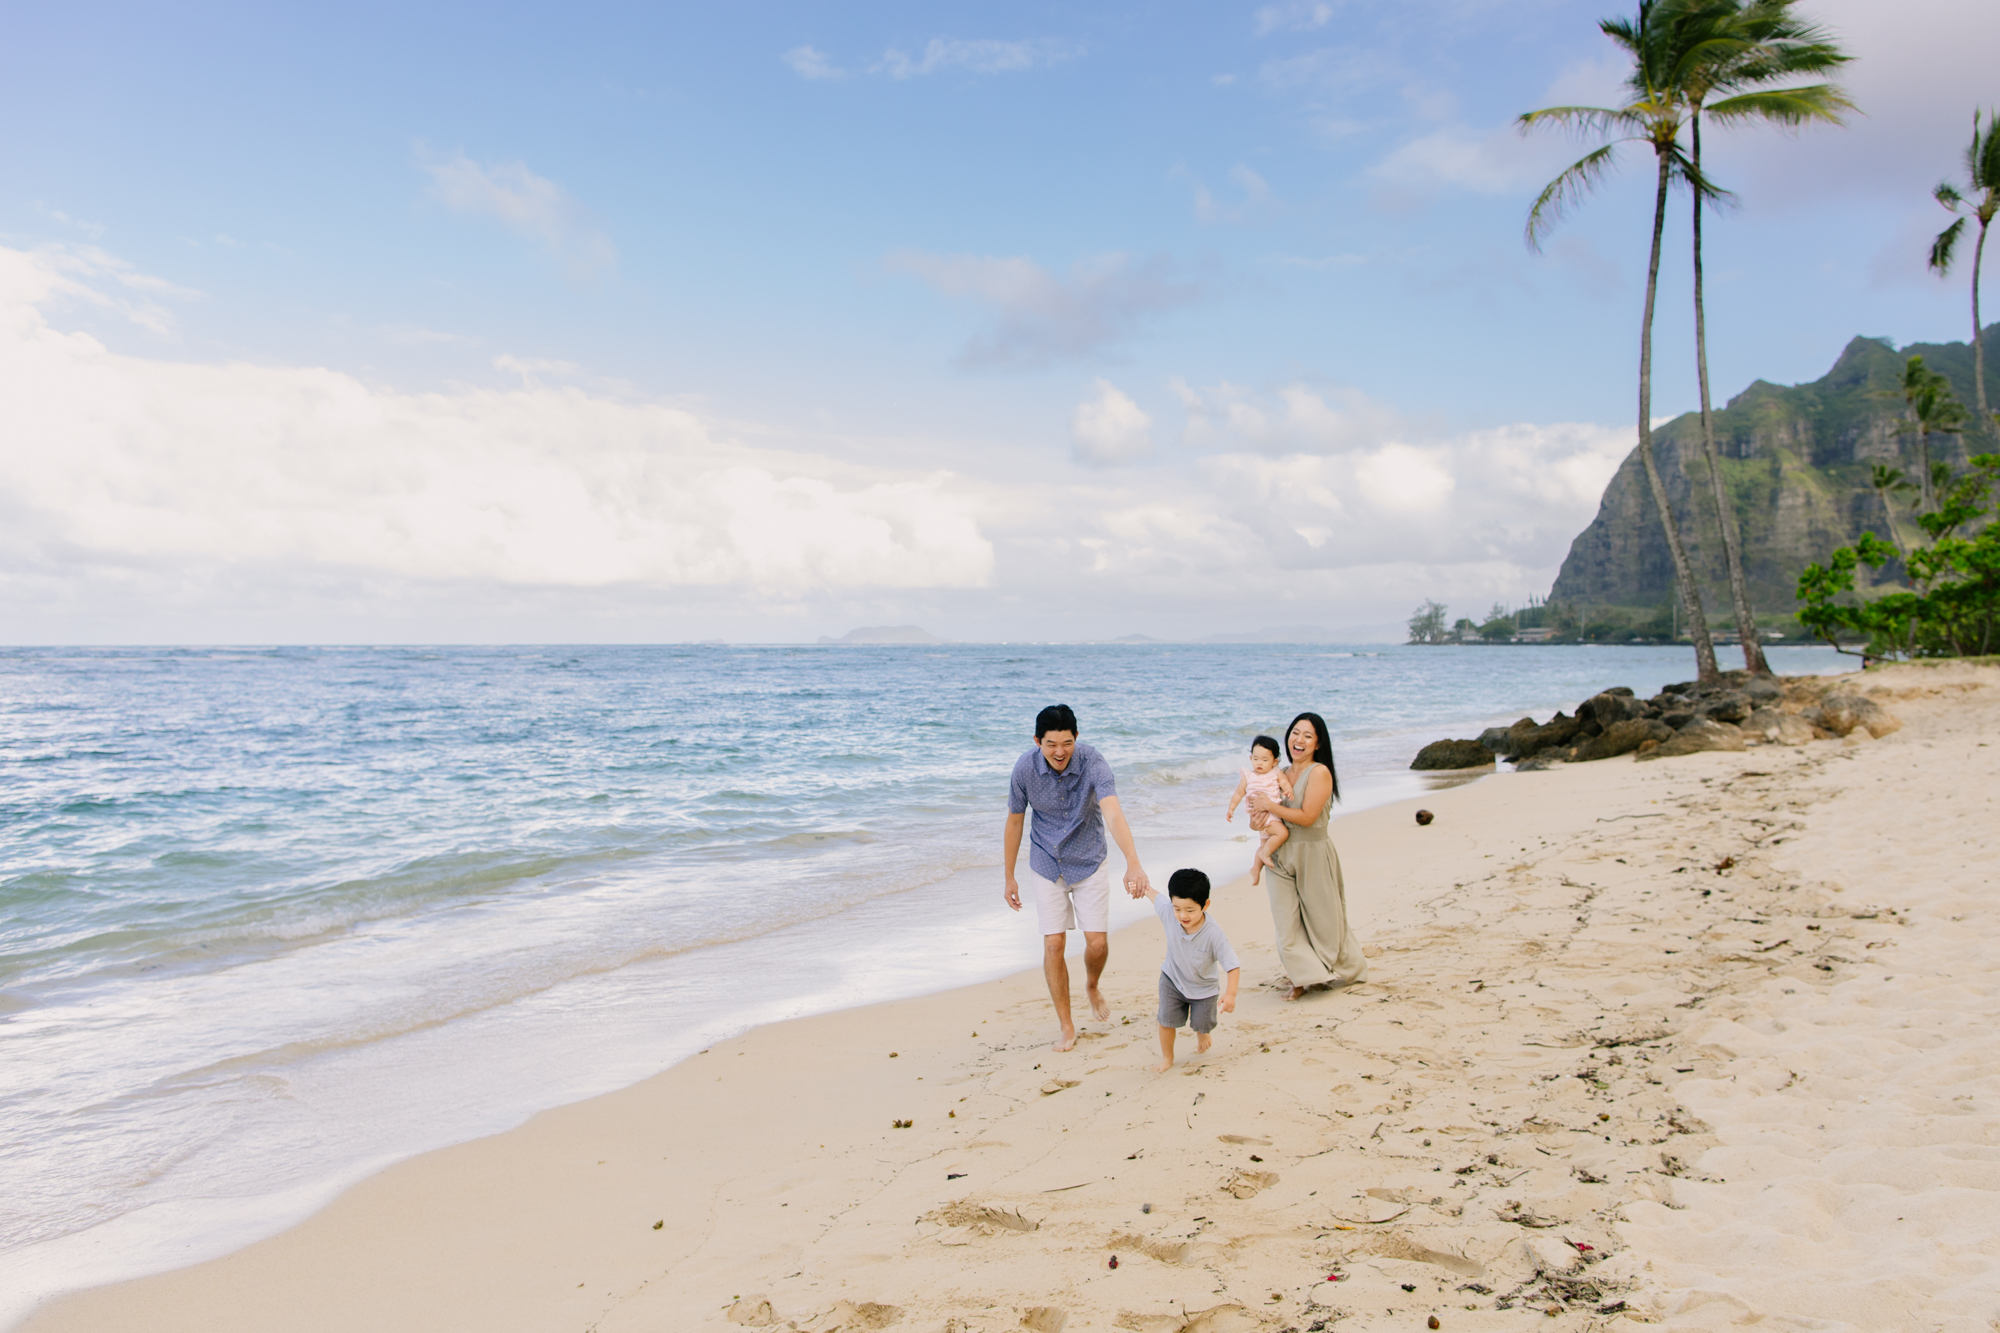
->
[817,626,950,645]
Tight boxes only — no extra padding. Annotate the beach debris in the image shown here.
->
[1020,1306,1068,1332]
[892,1119,912,1128]
[726,1294,777,1326]
[1141,1202,1152,1213]
[1713,855,1736,873]
[1108,1255,1119,1269]
[1217,1134,1269,1145]
[929,1201,1039,1233]
[947,1172,967,1179]
[888,1052,898,1058]
[1498,1201,1562,1228]
[1402,1284,1417,1292]
[1415,808,1435,825]
[1040,1078,1079,1095]
[651,1219,663,1230]
[1430,1318,1442,1330]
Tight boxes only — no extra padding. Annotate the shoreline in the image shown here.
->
[21,661,1995,1332]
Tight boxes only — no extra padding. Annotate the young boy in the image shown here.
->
[1143,868,1241,1071]
[1225,735,1293,886]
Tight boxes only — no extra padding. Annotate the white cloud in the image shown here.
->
[1354,442,1453,511]
[887,250,1203,369]
[35,203,106,239]
[1254,2,1336,36]
[782,45,843,79]
[419,150,617,281]
[1175,380,1406,454]
[1071,380,1154,466]
[9,241,198,336]
[874,38,1078,79]
[0,245,991,609]
[1187,165,1275,225]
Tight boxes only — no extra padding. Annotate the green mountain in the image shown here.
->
[1549,324,1999,615]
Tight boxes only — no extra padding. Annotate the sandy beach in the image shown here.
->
[22,662,1998,1333]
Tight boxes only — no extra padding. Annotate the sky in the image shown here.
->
[1,0,1994,644]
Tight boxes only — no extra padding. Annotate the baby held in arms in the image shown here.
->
[1226,735,1293,886]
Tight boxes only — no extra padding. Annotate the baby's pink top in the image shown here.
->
[1240,766,1287,808]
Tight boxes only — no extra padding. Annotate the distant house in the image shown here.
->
[1513,627,1558,644]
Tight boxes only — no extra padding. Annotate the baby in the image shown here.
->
[1142,868,1240,1071]
[1226,735,1293,886]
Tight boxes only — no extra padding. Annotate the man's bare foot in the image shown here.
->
[1087,988,1110,1021]
[1152,1057,1173,1072]
[1284,985,1308,1002]
[1196,1032,1213,1054]
[1054,1027,1077,1052]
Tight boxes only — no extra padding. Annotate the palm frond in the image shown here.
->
[1930,217,1966,274]
[1935,182,1966,210]
[1525,143,1624,251]
[1704,84,1854,129]
[1973,109,2000,193]
[1516,105,1644,139]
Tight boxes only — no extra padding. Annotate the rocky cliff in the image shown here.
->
[1549,324,1999,613]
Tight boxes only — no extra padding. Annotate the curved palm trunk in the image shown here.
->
[1640,150,1719,684]
[1972,218,1991,442]
[1690,115,1769,675]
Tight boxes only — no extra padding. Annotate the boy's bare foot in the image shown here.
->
[1054,1027,1078,1052]
[1087,987,1110,1021]
[1196,1032,1213,1054]
[1152,1057,1173,1072]
[1284,985,1308,1002]
[1249,862,1263,886]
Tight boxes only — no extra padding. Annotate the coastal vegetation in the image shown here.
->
[1930,109,2000,439]
[1518,0,1852,683]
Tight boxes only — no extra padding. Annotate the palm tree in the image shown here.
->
[1681,0,1851,676]
[1930,109,2000,442]
[1882,354,1970,514]
[1868,463,1915,559]
[1519,0,1727,683]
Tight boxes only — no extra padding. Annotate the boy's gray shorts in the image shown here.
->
[1157,973,1219,1033]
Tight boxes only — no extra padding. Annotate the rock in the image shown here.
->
[1415,809,1435,826]
[1636,717,1747,760]
[1812,693,1901,738]
[1697,691,1753,724]
[1514,750,1568,771]
[1515,712,1582,758]
[1412,739,1496,770]
[1660,710,1696,730]
[1744,677,1783,704]
[1581,690,1649,729]
[1477,725,1519,755]
[1773,714,1815,746]
[1741,707,1783,741]
[1570,717,1673,762]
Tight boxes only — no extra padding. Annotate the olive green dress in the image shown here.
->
[1262,761,1367,988]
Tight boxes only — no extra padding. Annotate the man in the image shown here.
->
[1003,703,1150,1052]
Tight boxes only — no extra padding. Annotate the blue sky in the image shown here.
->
[1,0,1993,642]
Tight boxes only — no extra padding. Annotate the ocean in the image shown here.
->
[0,641,1851,1321]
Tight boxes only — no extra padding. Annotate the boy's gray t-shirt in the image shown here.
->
[1154,897,1241,999]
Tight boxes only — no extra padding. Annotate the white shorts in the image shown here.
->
[1031,862,1111,936]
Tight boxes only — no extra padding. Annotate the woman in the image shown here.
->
[1246,711,1366,1000]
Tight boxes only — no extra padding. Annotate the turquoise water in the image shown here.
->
[0,642,1851,1318]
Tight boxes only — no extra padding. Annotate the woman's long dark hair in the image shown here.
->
[1284,711,1339,803]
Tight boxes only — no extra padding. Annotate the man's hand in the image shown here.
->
[1123,863,1150,898]
[1004,876,1022,911]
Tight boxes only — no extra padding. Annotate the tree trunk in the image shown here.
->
[1639,150,1719,683]
[1690,115,1769,675]
[1973,218,1992,444]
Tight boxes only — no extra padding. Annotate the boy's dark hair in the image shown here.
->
[1035,704,1080,739]
[1250,734,1281,760]
[1167,868,1211,906]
